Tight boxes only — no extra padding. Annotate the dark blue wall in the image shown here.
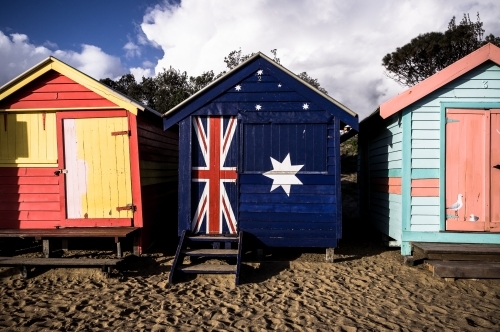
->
[173,56,349,248]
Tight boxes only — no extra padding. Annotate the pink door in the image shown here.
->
[446,109,500,232]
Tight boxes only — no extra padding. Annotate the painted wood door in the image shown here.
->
[445,109,500,232]
[490,110,500,232]
[62,117,133,225]
[191,116,238,234]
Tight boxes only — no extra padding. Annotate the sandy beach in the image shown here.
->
[0,172,499,331]
[0,235,499,332]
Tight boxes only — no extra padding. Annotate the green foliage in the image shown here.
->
[383,13,500,87]
[297,72,328,94]
[340,135,358,175]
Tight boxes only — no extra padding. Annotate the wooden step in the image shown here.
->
[426,260,500,279]
[412,242,500,261]
[187,235,239,242]
[0,256,123,267]
[182,249,238,257]
[177,264,237,274]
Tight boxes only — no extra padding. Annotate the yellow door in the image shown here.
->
[63,117,133,221]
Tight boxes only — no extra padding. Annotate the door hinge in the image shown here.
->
[111,130,130,136]
[446,118,459,123]
[116,204,136,212]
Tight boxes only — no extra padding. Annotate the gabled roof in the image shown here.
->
[162,52,358,130]
[380,43,500,119]
[0,56,160,116]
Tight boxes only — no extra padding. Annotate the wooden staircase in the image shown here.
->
[169,231,243,285]
[411,242,500,279]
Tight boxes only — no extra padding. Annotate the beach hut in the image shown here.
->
[163,53,358,282]
[0,57,178,256]
[359,43,500,257]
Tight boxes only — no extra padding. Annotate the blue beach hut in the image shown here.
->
[162,53,358,283]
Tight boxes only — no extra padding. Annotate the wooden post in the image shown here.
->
[256,248,264,261]
[115,237,122,258]
[132,234,140,256]
[42,239,50,258]
[61,239,68,252]
[326,248,335,263]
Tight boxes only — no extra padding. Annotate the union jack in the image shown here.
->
[191,116,238,234]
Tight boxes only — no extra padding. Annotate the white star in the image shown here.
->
[257,69,263,75]
[263,153,304,196]
[235,85,241,91]
[303,103,309,110]
[278,83,282,88]
[255,104,262,110]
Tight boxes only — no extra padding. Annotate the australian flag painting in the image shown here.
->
[191,116,238,234]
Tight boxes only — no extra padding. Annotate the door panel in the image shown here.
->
[490,110,500,231]
[63,117,133,220]
[191,116,238,234]
[445,110,486,231]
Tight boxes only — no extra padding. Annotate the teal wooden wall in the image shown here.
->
[361,61,500,254]
[406,62,500,233]
[359,114,402,243]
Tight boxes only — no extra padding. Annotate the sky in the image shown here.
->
[1,0,500,119]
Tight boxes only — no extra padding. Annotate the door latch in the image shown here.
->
[54,169,68,176]
[116,204,136,212]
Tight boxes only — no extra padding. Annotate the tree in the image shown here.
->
[220,48,328,94]
[383,13,500,87]
[297,72,328,94]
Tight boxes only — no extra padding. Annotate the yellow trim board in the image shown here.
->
[0,66,52,101]
[0,57,144,115]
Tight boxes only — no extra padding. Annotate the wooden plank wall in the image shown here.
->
[0,71,116,109]
[215,71,340,248]
[0,112,57,166]
[0,167,60,228]
[137,112,179,248]
[408,62,500,232]
[360,114,403,242]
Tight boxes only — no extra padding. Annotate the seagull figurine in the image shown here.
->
[447,194,463,216]
[469,214,479,222]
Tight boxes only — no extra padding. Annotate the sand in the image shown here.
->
[0,238,499,332]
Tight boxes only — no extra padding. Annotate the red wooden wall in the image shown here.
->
[0,71,116,109]
[0,167,60,228]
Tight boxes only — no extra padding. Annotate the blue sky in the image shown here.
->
[1,0,500,118]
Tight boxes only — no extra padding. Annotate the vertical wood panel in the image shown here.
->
[490,111,500,229]
[445,111,486,230]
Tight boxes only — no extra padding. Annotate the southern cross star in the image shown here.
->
[255,104,262,110]
[235,85,242,91]
[263,153,304,196]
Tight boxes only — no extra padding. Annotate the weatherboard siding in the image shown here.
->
[172,56,354,247]
[363,114,403,242]
[0,71,116,110]
[137,112,179,245]
[408,61,500,232]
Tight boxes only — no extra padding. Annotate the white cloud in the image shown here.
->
[130,67,153,80]
[141,0,500,119]
[124,41,141,58]
[53,45,126,80]
[0,31,52,85]
[0,31,128,86]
